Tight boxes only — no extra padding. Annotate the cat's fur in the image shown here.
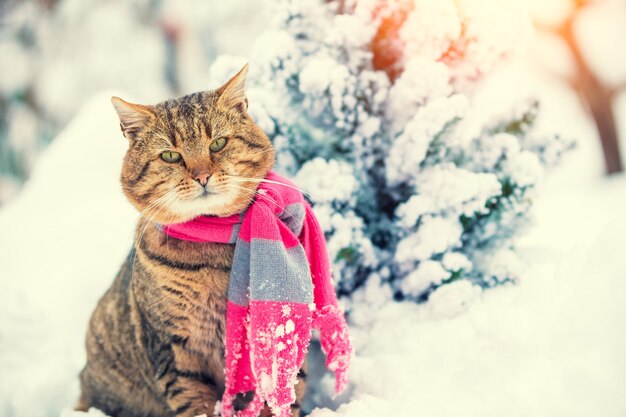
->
[77,65,306,417]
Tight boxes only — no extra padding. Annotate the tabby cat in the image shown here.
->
[77,65,306,417]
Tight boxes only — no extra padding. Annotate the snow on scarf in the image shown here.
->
[161,171,352,417]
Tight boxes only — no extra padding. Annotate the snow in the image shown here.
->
[400,0,461,61]
[0,38,35,95]
[60,409,109,417]
[385,94,469,186]
[398,260,450,297]
[0,92,136,417]
[395,215,463,268]
[447,0,532,87]
[2,87,625,417]
[294,158,357,204]
[386,57,452,133]
[427,279,483,318]
[4,103,41,173]
[503,150,544,187]
[1,10,626,417]
[395,165,502,225]
[441,252,473,272]
[335,173,626,417]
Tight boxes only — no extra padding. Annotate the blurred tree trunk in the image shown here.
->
[558,7,623,175]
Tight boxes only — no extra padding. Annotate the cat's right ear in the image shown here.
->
[111,97,155,140]
[216,64,249,114]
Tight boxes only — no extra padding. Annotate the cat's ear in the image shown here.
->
[216,64,249,113]
[111,97,155,139]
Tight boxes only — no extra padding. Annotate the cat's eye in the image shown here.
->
[161,151,181,163]
[210,137,228,152]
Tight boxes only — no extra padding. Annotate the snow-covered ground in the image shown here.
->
[1,0,625,415]
[328,178,626,417]
[2,80,626,417]
[0,93,137,417]
[309,65,626,416]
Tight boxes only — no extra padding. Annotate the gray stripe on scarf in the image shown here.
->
[228,239,314,305]
[280,203,305,237]
[251,239,313,303]
[228,223,242,244]
[229,240,251,306]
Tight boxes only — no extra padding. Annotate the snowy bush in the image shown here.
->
[210,0,573,304]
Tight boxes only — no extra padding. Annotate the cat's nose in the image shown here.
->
[193,171,211,187]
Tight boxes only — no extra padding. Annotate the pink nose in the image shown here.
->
[193,171,211,187]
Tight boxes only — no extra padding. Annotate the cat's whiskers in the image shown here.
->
[223,175,312,198]
[132,191,173,249]
[224,182,300,220]
[131,192,178,278]
[137,191,178,241]
[224,178,310,219]
[162,209,179,252]
[137,191,175,219]
[218,183,255,208]
[130,190,178,283]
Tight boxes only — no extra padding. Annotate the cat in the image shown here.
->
[77,65,306,417]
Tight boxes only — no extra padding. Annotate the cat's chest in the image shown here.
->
[177,263,231,350]
[136,226,235,372]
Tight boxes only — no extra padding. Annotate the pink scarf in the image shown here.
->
[161,171,352,417]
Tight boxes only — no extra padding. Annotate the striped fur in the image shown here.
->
[78,66,306,417]
[160,173,352,417]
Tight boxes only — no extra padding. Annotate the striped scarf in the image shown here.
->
[161,171,352,417]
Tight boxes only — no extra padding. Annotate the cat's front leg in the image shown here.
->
[154,344,221,417]
[158,365,220,417]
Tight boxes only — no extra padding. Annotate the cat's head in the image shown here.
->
[112,65,275,223]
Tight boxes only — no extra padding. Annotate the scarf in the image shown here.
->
[160,171,352,417]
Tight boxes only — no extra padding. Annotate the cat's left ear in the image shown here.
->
[111,97,156,140]
[216,64,249,114]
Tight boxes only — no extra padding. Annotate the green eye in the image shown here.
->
[210,137,228,152]
[161,151,181,163]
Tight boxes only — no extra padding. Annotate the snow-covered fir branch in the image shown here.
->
[208,0,572,306]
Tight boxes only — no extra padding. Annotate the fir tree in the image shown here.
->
[216,0,573,305]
